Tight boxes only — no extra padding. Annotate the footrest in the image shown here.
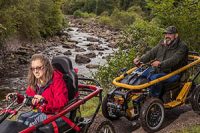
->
[78,117,91,125]
[164,100,182,108]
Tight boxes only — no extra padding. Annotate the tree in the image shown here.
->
[96,0,116,15]
[146,0,200,51]
[84,0,96,13]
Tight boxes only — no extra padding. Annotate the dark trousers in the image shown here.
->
[136,67,180,96]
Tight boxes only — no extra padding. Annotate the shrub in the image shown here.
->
[62,0,85,15]
[94,48,136,90]
[73,10,83,18]
[97,8,135,29]
[110,8,135,29]
[98,16,112,26]
[0,0,66,41]
[39,0,66,37]
[73,10,96,18]
[83,0,96,13]
[146,0,200,52]
[118,18,163,55]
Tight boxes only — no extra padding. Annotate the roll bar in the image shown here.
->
[112,55,200,90]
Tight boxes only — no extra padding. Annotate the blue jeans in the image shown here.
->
[17,111,47,126]
[136,67,180,96]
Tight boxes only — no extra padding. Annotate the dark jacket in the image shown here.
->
[140,37,188,73]
[18,70,69,114]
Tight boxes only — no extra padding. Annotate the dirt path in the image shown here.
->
[101,105,200,133]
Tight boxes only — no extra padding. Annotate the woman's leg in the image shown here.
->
[17,111,35,124]
[28,113,47,126]
[18,111,47,126]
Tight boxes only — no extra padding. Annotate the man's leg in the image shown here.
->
[149,73,180,97]
[149,73,166,96]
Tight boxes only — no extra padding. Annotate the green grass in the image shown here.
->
[80,97,101,117]
[175,125,200,133]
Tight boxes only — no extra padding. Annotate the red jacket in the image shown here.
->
[18,70,68,114]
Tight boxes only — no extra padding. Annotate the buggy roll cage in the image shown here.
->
[113,55,200,90]
[18,77,102,133]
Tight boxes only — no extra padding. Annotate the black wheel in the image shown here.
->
[191,85,200,114]
[95,120,116,133]
[88,117,116,133]
[102,95,119,120]
[140,98,165,133]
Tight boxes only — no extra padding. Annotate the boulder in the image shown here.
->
[62,42,76,49]
[63,50,72,55]
[84,52,96,58]
[87,44,98,50]
[75,54,91,64]
[107,42,118,48]
[86,64,99,69]
[75,47,86,52]
[87,37,99,42]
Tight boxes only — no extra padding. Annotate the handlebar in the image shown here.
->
[0,95,34,123]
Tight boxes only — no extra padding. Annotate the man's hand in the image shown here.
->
[133,57,140,65]
[151,60,161,67]
[32,95,44,105]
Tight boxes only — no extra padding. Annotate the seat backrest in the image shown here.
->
[52,56,78,101]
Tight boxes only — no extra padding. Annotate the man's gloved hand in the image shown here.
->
[151,60,161,67]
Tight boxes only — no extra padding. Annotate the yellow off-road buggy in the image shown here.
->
[102,52,200,133]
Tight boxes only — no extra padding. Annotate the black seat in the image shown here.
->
[52,56,78,102]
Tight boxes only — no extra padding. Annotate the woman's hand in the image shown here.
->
[6,92,18,100]
[32,95,44,105]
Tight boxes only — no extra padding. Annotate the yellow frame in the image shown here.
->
[112,55,200,90]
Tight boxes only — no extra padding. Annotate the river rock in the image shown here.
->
[68,39,78,44]
[87,44,98,50]
[108,42,118,48]
[18,56,29,64]
[62,42,76,49]
[75,47,86,52]
[63,50,72,55]
[96,46,105,51]
[75,54,91,64]
[84,43,93,46]
[98,52,103,56]
[67,28,74,31]
[84,52,96,58]
[60,35,67,42]
[86,64,99,69]
[87,37,99,42]
[50,36,60,42]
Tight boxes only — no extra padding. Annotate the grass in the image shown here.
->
[175,125,200,133]
[80,97,102,117]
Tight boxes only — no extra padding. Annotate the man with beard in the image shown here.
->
[133,26,188,96]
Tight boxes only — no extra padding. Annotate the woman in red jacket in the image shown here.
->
[6,54,68,126]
